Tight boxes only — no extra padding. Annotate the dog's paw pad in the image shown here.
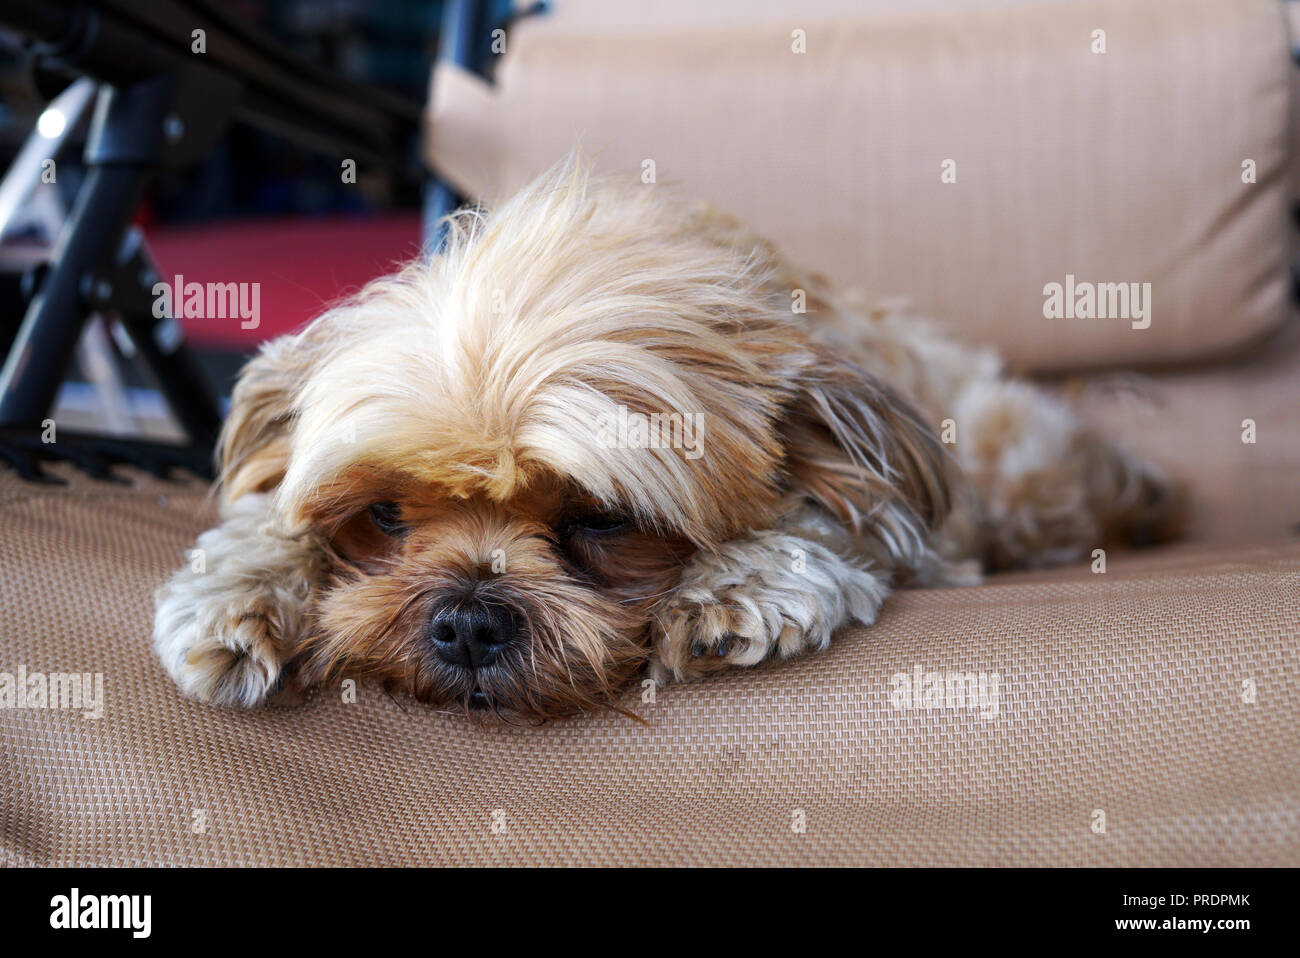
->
[161,608,283,708]
[688,632,749,663]
[184,645,276,706]
[655,586,787,678]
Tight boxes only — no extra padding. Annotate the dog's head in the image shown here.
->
[219,159,952,719]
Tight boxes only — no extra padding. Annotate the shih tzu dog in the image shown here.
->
[154,157,1178,719]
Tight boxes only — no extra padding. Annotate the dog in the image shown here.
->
[154,157,1179,720]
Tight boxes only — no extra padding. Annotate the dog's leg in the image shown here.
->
[153,493,326,706]
[951,379,1182,569]
[651,505,894,680]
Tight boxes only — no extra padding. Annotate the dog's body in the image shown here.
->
[155,159,1177,718]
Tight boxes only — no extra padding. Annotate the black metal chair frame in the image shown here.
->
[0,0,527,482]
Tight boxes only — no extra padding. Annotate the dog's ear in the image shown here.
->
[782,347,956,542]
[218,334,313,502]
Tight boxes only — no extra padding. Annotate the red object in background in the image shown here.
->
[145,213,423,349]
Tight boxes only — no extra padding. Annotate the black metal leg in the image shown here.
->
[0,71,224,453]
[107,230,222,448]
[0,164,146,428]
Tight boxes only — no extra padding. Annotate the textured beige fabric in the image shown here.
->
[1,466,1296,866]
[426,0,1292,372]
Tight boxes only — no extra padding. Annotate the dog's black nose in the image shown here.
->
[428,599,516,669]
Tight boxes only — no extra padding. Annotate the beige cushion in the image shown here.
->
[1,466,1296,866]
[427,0,1293,372]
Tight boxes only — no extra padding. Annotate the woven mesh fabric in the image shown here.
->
[1,465,1297,866]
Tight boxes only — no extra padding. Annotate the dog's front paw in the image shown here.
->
[154,582,285,707]
[654,583,809,679]
[153,493,325,707]
[651,537,890,681]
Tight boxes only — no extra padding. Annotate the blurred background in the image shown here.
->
[0,0,1295,542]
[0,0,439,431]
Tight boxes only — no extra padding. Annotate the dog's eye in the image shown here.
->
[562,512,629,537]
[367,501,406,536]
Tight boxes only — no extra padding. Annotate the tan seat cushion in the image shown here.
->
[1,467,1296,865]
[427,0,1293,373]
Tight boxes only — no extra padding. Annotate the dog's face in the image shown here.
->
[218,162,950,719]
[301,474,697,717]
